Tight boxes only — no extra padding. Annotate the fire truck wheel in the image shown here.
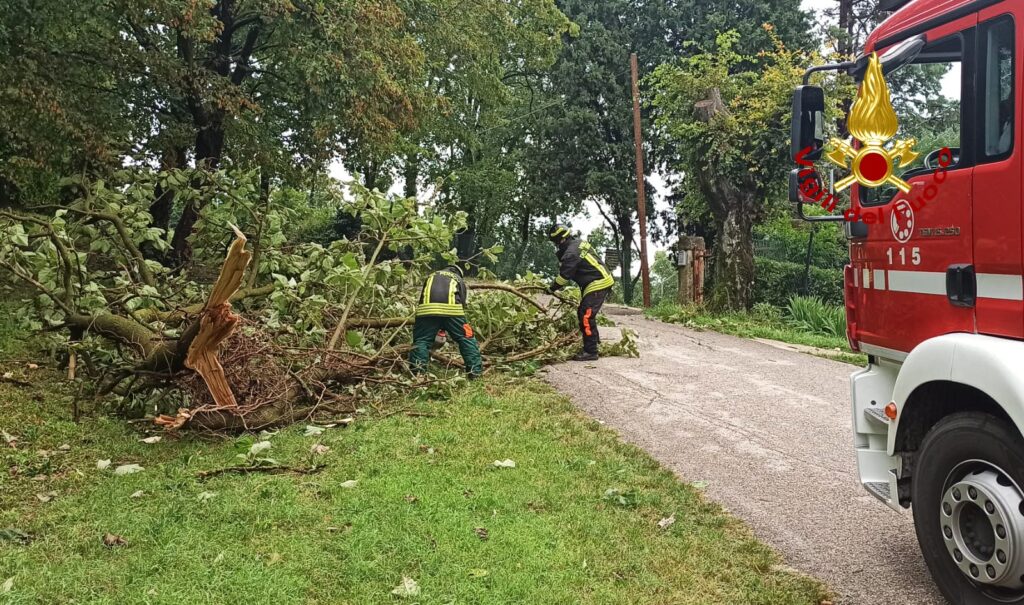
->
[913,412,1024,604]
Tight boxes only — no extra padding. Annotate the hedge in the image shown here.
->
[753,257,843,307]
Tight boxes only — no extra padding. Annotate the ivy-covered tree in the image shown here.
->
[649,30,815,309]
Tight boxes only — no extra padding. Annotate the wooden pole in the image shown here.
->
[630,52,653,307]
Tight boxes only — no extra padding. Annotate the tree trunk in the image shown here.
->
[710,203,755,311]
[144,146,187,260]
[455,206,478,264]
[510,209,531,272]
[149,147,187,232]
[170,125,224,266]
[694,87,760,311]
[404,152,418,199]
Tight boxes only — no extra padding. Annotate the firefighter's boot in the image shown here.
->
[571,351,599,362]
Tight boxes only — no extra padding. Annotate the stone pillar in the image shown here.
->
[676,236,706,305]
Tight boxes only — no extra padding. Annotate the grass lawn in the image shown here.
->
[0,313,828,604]
[645,303,867,366]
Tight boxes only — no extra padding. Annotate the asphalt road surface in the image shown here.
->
[542,310,944,605]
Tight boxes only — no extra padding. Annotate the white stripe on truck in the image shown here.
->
[977,274,1024,300]
[857,270,1024,301]
[887,270,946,295]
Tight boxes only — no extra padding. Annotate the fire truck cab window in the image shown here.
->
[860,36,962,207]
[982,17,1014,159]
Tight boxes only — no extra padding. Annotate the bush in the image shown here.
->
[785,295,846,337]
[751,301,781,322]
[753,257,843,307]
[753,215,848,269]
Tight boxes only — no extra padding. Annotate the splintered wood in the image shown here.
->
[185,225,251,408]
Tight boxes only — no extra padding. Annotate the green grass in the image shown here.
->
[646,302,867,366]
[0,311,828,605]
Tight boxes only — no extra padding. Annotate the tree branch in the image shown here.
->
[1,210,77,308]
[327,234,389,350]
[467,283,547,313]
[135,284,275,323]
[44,206,158,287]
[230,23,262,85]
[0,259,75,316]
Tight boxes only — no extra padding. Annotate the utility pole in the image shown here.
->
[629,52,652,308]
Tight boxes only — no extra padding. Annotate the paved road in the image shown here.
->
[542,311,943,605]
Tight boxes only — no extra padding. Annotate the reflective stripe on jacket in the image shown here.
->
[554,239,614,296]
[416,270,468,317]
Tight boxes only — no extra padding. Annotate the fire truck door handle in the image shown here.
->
[945,264,976,308]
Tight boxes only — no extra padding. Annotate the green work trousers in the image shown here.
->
[409,315,483,377]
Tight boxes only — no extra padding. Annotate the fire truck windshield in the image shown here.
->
[860,35,962,207]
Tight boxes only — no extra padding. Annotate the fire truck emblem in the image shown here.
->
[891,200,914,243]
[825,53,918,193]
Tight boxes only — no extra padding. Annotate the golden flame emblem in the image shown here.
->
[826,53,918,193]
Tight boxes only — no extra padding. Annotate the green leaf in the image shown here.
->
[9,224,28,247]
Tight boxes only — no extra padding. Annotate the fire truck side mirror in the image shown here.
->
[789,167,825,204]
[790,85,825,163]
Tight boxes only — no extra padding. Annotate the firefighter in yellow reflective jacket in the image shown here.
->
[409,264,483,378]
[547,226,615,361]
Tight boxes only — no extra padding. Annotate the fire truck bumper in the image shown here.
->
[851,359,902,511]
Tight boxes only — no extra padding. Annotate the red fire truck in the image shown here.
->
[791,0,1024,602]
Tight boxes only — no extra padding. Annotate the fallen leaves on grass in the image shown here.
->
[140,436,162,444]
[492,459,516,468]
[468,569,489,578]
[303,425,325,437]
[391,576,420,598]
[248,441,272,455]
[0,528,32,545]
[602,488,638,508]
[474,527,489,541]
[0,373,30,387]
[113,464,144,475]
[404,494,418,504]
[96,459,111,470]
[130,490,145,499]
[35,491,57,503]
[310,443,330,456]
[1,577,12,593]
[657,513,676,530]
[197,491,217,502]
[1,429,17,448]
[340,480,358,489]
[102,533,127,547]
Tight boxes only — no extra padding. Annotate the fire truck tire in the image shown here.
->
[913,412,1024,604]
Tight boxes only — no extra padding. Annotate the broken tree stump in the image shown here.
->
[185,225,252,408]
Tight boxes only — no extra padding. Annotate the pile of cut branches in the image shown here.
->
[0,170,599,431]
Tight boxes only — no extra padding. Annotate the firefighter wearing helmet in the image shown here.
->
[409,262,483,378]
[547,226,615,361]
